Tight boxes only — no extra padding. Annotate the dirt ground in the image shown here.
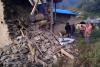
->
[0,1,12,48]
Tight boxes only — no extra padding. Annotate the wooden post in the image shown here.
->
[54,2,56,23]
[50,0,54,32]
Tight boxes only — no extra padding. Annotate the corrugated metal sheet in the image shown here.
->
[53,9,76,15]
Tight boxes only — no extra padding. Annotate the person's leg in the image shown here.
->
[68,32,71,38]
[66,31,69,37]
[84,36,90,44]
[67,33,70,37]
[71,32,75,38]
[70,31,73,38]
[70,30,75,38]
[80,31,84,38]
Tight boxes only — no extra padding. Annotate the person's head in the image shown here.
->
[66,22,69,25]
[80,21,86,24]
[86,22,92,27]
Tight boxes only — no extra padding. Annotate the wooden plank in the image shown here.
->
[20,29,36,62]
[37,59,48,67]
[60,49,74,59]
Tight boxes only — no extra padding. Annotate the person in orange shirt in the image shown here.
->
[84,23,92,44]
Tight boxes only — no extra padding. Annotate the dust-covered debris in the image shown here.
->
[0,0,79,67]
[0,29,78,67]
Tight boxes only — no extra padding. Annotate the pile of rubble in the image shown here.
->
[1,9,78,67]
[0,28,79,67]
[0,37,31,67]
[0,1,79,66]
[28,30,61,63]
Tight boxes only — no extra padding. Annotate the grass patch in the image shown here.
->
[75,28,100,67]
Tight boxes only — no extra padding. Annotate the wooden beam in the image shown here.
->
[60,49,74,59]
[50,0,54,31]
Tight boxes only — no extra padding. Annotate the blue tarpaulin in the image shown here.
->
[53,9,76,15]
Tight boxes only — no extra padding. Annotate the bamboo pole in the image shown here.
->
[30,0,39,15]
[29,0,34,6]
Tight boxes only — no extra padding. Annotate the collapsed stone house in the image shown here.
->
[0,0,76,46]
[1,0,51,39]
[0,0,79,67]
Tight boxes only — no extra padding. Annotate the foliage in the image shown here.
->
[79,0,100,12]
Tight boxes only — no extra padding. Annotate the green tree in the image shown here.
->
[79,0,100,12]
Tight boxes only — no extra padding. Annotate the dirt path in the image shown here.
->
[0,1,12,48]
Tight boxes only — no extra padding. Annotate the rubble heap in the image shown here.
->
[28,30,61,63]
[0,0,79,67]
[0,28,78,67]
[0,39,31,67]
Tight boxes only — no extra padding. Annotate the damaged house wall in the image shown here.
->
[2,0,32,39]
[0,0,12,48]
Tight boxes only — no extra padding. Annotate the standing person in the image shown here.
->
[65,23,71,37]
[70,24,76,38]
[84,23,92,44]
[79,22,86,38]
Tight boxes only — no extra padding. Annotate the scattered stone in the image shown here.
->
[0,48,3,57]
[35,14,45,21]
[19,47,29,54]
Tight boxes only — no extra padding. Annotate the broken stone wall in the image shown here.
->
[2,0,32,39]
[0,1,78,67]
[0,0,12,48]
